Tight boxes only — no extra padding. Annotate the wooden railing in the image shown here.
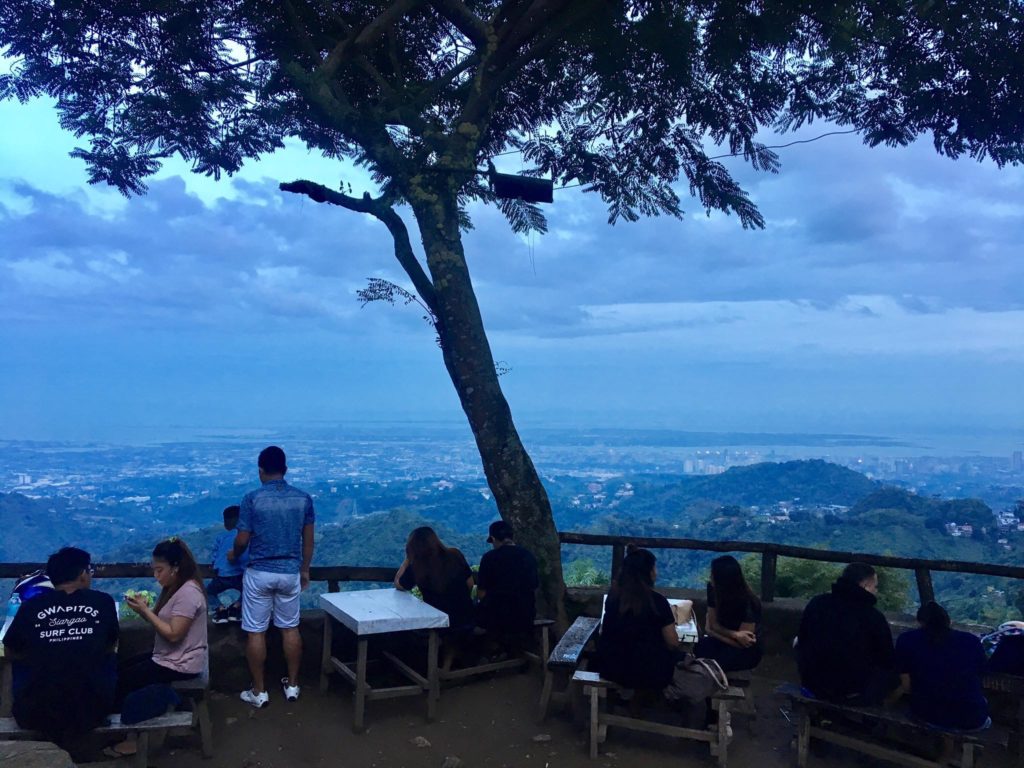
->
[5,532,1022,606]
[0,564,396,593]
[558,531,1024,605]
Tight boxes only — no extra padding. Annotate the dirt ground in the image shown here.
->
[81,652,1015,768]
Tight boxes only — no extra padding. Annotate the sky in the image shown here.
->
[1,96,1023,450]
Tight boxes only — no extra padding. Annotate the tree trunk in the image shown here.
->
[410,193,568,628]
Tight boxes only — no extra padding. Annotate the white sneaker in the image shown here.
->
[240,689,269,709]
[282,678,300,702]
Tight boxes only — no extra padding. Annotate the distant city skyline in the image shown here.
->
[2,96,1022,445]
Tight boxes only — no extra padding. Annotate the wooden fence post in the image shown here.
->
[611,543,625,584]
[327,579,340,593]
[761,550,778,603]
[914,567,935,605]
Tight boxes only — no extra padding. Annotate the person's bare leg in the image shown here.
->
[282,627,302,685]
[247,631,268,692]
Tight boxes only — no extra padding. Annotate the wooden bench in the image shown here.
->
[728,669,757,722]
[539,615,601,721]
[574,669,745,766]
[171,663,213,758]
[439,618,554,683]
[777,683,1004,768]
[0,711,193,768]
[983,672,1024,762]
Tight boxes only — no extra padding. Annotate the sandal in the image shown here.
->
[102,742,137,759]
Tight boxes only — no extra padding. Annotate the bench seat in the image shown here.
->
[439,617,555,683]
[0,711,193,768]
[539,616,601,720]
[574,669,744,766]
[777,683,1005,768]
[171,663,213,757]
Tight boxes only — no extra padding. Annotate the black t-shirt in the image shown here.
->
[3,588,119,735]
[706,583,762,632]
[895,628,989,730]
[597,590,677,690]
[399,550,475,629]
[476,545,539,633]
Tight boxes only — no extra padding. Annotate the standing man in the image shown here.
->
[232,445,315,708]
[475,521,539,635]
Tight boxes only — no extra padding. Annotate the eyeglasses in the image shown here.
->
[85,564,96,575]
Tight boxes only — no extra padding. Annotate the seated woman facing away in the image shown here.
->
[394,526,475,666]
[893,601,990,731]
[597,547,681,692]
[694,555,763,672]
[107,537,208,758]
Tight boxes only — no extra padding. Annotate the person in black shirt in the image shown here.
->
[797,562,897,704]
[475,520,539,635]
[695,555,763,672]
[597,547,680,691]
[395,526,474,669]
[893,601,990,731]
[2,547,118,744]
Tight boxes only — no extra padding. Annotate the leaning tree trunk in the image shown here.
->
[411,194,568,628]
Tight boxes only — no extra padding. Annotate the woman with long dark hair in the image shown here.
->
[394,526,474,630]
[893,601,990,731]
[107,538,208,757]
[597,547,680,690]
[694,555,762,672]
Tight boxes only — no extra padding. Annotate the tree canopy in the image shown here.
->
[3,0,1022,621]
[3,1,1021,225]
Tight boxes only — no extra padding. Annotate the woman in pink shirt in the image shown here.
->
[107,538,208,757]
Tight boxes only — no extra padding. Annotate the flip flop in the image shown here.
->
[101,744,137,759]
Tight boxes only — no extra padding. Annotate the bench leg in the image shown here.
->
[539,669,554,722]
[133,732,150,768]
[320,613,334,693]
[961,742,976,768]
[716,699,729,768]
[588,686,600,759]
[797,707,811,768]
[196,696,214,758]
[540,626,550,670]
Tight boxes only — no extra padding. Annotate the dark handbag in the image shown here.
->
[665,653,729,702]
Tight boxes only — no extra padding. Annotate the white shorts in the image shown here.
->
[242,569,301,632]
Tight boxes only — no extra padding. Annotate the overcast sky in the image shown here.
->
[1,96,1022,450]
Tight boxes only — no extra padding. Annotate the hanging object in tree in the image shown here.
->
[488,161,553,204]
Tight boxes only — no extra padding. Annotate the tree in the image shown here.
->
[2,1,1022,622]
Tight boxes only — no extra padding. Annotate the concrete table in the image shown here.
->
[319,589,449,732]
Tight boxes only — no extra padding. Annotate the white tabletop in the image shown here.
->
[320,588,450,636]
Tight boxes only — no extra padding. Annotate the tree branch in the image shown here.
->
[279,180,437,313]
[429,0,491,49]
[321,0,424,78]
[460,0,579,127]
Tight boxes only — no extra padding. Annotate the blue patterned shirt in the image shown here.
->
[238,479,315,574]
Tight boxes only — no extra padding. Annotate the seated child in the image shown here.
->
[208,505,247,623]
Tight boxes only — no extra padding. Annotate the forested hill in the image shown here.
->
[678,459,878,507]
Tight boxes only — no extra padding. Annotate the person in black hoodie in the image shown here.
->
[797,562,897,704]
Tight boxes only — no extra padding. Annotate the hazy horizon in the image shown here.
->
[3,97,1022,445]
